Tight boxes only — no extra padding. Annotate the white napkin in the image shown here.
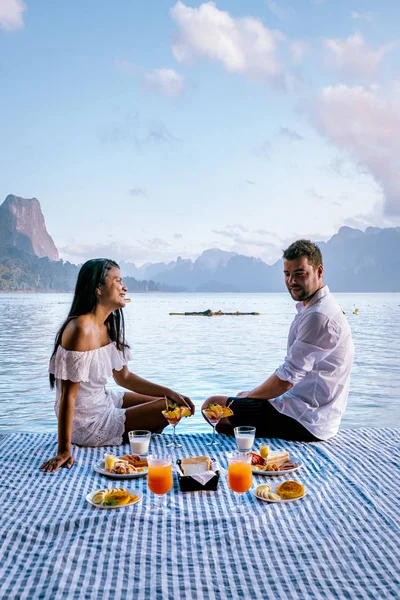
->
[183,460,220,486]
[190,470,216,485]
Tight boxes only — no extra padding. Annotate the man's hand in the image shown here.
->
[39,451,75,473]
[236,391,249,399]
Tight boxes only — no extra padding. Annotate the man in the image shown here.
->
[202,239,354,441]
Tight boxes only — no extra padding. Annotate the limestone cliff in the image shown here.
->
[0,194,59,261]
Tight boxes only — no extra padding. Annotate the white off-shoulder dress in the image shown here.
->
[49,342,132,447]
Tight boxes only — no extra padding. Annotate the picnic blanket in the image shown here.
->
[0,428,399,600]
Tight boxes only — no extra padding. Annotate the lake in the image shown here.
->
[1,292,399,436]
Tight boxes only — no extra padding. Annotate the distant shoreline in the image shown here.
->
[0,291,399,296]
[0,290,172,295]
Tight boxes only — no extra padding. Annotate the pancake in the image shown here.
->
[275,480,305,500]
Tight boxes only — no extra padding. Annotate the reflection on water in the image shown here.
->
[1,292,399,435]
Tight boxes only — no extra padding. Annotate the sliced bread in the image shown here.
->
[180,456,211,476]
[265,450,289,467]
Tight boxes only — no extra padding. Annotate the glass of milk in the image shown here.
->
[128,430,151,456]
[234,426,256,452]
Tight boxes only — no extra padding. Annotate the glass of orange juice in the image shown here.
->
[147,454,173,513]
[227,451,252,514]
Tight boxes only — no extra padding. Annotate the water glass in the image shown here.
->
[234,426,256,452]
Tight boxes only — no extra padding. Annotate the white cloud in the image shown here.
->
[279,126,304,141]
[324,33,394,78]
[253,140,272,159]
[100,114,182,148]
[114,59,136,75]
[290,40,309,65]
[265,1,293,21]
[0,0,25,30]
[144,68,184,97]
[340,201,395,230]
[59,239,176,266]
[312,84,400,217]
[212,225,282,261]
[129,187,147,197]
[351,11,373,23]
[170,1,286,88]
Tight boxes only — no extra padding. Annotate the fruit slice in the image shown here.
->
[92,489,107,505]
[103,489,132,506]
[162,401,192,424]
[203,404,223,420]
[221,405,234,418]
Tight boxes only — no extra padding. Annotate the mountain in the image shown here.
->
[194,248,237,270]
[121,227,400,292]
[1,195,400,292]
[317,226,400,292]
[0,196,182,292]
[0,195,59,260]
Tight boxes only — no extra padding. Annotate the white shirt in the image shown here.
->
[270,285,354,440]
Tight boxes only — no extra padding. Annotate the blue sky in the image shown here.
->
[1,0,399,265]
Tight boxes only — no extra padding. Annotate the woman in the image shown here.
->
[40,258,194,473]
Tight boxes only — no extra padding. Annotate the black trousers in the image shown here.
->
[227,397,320,442]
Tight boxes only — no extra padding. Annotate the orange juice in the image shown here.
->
[148,464,173,495]
[228,461,252,493]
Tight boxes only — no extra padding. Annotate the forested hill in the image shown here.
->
[0,195,183,292]
[0,246,181,293]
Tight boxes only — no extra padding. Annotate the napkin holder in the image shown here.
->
[176,459,220,492]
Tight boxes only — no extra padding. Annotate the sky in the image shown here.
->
[1,0,400,266]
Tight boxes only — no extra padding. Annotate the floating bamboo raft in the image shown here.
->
[169,309,260,316]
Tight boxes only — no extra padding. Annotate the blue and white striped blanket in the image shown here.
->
[0,428,399,599]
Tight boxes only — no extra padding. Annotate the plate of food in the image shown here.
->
[94,454,148,479]
[86,488,143,509]
[252,480,307,503]
[250,448,303,476]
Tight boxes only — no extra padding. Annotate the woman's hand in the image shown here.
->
[39,451,75,473]
[167,392,195,415]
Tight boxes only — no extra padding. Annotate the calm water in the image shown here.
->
[1,292,399,436]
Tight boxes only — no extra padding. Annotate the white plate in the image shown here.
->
[252,457,303,476]
[86,488,143,509]
[94,460,148,480]
[251,483,307,504]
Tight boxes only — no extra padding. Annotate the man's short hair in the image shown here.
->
[283,239,323,268]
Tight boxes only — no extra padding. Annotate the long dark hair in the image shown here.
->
[50,258,129,388]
